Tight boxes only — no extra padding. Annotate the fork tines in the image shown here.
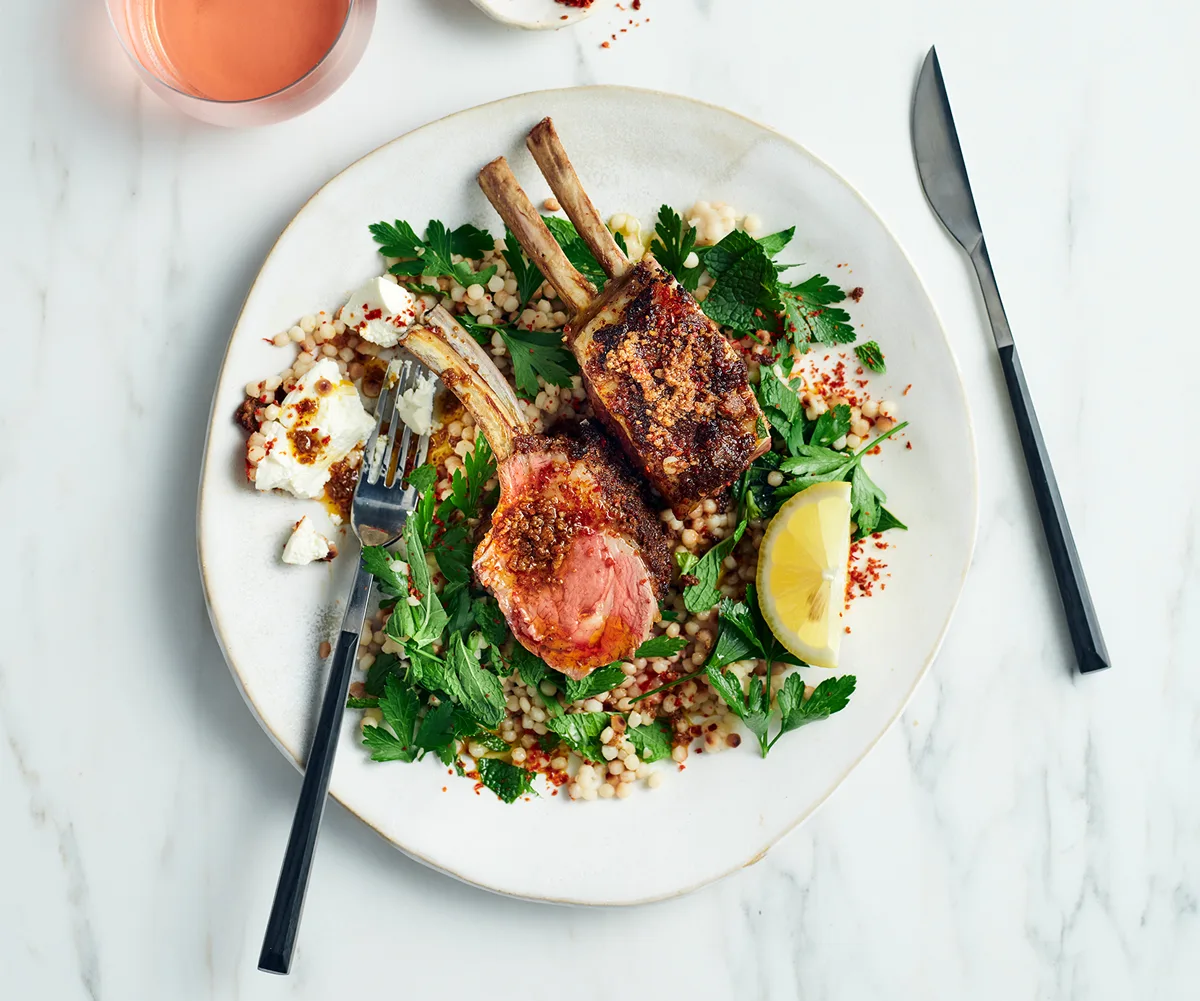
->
[361,358,432,494]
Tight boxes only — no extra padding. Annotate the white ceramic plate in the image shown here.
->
[198,87,978,905]
[468,0,593,30]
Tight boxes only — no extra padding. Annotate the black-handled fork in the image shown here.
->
[912,46,1109,674]
[259,358,432,975]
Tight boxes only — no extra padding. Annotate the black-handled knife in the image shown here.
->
[912,46,1109,674]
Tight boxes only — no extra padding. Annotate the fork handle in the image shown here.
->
[259,564,371,974]
[996,343,1109,674]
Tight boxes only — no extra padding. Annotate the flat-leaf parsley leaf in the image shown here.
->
[500,327,579,400]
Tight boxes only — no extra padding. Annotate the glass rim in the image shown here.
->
[104,0,360,107]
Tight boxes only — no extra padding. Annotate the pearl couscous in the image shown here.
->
[237,204,905,805]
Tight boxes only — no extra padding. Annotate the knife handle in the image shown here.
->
[995,341,1110,673]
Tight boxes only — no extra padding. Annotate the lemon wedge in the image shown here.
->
[756,481,852,669]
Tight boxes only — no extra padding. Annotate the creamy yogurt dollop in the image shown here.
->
[253,358,374,499]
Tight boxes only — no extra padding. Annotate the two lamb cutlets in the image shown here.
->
[481,116,770,509]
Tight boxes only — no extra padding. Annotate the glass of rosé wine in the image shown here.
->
[105,0,376,126]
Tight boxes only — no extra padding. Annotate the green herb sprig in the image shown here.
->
[369,219,497,289]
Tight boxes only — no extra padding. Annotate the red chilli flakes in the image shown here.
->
[599,1,649,47]
[845,538,890,606]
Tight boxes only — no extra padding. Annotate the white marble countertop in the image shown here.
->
[4,1,1199,998]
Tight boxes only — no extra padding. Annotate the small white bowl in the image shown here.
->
[468,0,595,30]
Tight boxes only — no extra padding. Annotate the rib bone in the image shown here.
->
[477,157,596,314]
[527,117,629,280]
[399,305,524,461]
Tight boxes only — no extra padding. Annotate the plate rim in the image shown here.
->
[196,84,980,905]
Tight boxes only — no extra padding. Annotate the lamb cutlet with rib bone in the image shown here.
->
[478,118,771,508]
[397,306,670,680]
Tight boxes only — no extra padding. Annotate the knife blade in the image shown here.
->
[912,46,1110,674]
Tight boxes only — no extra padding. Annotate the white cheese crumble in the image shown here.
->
[282,516,334,565]
[394,376,436,437]
[253,358,375,499]
[337,277,418,348]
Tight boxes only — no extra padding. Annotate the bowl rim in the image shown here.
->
[466,0,595,30]
[196,84,981,905]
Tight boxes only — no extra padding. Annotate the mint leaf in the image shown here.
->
[649,205,701,290]
[365,651,403,696]
[508,644,547,692]
[757,227,795,257]
[501,228,545,308]
[386,516,447,647]
[854,340,886,373]
[476,757,535,804]
[468,732,508,753]
[447,634,505,729]
[500,327,578,400]
[361,546,408,598]
[627,720,672,763]
[634,635,688,659]
[405,644,446,689]
[545,712,608,761]
[444,587,475,636]
[701,237,780,332]
[346,696,379,710]
[563,663,627,703]
[702,230,760,281]
[681,517,748,613]
[379,675,420,745]
[473,596,510,648]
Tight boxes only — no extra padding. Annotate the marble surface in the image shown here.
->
[3,1,1198,998]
